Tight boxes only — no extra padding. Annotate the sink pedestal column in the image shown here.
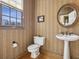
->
[64,41,70,59]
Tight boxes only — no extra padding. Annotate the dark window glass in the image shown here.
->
[11,18,16,25]
[17,11,22,18]
[17,18,21,26]
[2,5,10,16]
[11,8,16,17]
[2,16,10,25]
[0,6,2,14]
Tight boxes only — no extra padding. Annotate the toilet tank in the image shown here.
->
[34,36,45,46]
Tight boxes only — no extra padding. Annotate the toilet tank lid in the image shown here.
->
[34,36,45,39]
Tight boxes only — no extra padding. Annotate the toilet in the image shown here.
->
[27,36,45,58]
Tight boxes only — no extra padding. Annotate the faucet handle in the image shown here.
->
[69,32,73,35]
[61,32,64,35]
[66,31,69,35]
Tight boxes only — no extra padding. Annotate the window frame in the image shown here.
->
[0,3,24,29]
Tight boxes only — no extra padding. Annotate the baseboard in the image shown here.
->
[41,49,63,59]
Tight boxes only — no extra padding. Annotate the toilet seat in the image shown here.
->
[28,44,40,50]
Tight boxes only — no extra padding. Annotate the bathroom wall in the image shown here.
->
[0,0,35,59]
[35,0,79,59]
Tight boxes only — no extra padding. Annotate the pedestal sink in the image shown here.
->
[56,34,79,59]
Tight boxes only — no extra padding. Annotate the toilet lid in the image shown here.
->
[28,44,40,50]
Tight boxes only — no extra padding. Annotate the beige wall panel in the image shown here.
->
[35,0,79,59]
[0,0,35,59]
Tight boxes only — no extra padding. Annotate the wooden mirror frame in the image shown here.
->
[57,4,79,27]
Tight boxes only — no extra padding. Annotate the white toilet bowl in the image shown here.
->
[27,36,45,58]
[27,44,40,58]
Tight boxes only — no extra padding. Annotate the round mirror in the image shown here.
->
[57,4,78,27]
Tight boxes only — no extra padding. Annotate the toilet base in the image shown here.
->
[31,52,40,58]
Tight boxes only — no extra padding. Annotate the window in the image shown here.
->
[0,4,23,28]
[0,0,23,28]
[2,5,10,26]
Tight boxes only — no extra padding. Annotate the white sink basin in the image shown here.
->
[56,34,79,41]
[56,33,79,59]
